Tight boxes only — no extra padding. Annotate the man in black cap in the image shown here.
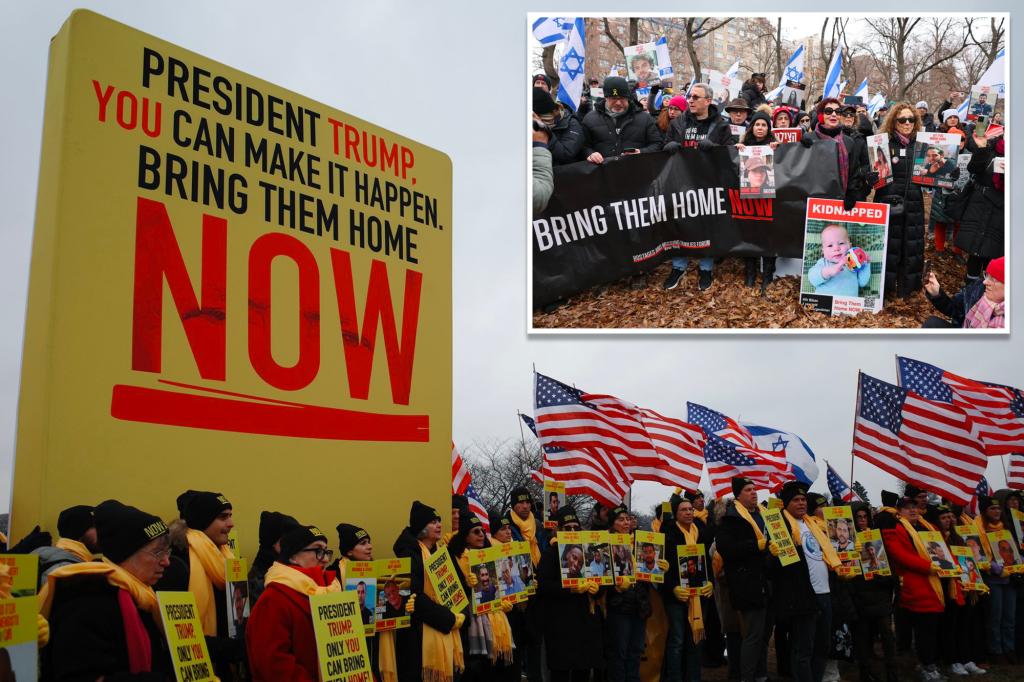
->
[248,510,300,605]
[33,504,97,587]
[716,476,771,682]
[581,75,663,165]
[42,499,173,679]
[533,73,552,93]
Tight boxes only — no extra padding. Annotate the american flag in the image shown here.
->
[897,357,1024,456]
[852,373,987,506]
[687,402,790,491]
[966,476,990,517]
[451,443,489,532]
[579,394,705,489]
[703,433,788,498]
[520,414,631,507]
[826,461,862,503]
[1008,454,1024,490]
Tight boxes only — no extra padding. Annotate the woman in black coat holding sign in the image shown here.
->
[954,132,1004,282]
[873,103,926,300]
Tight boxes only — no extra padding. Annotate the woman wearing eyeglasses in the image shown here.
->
[41,499,174,680]
[246,524,341,681]
[873,102,926,299]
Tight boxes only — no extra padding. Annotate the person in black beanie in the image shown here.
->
[32,504,97,588]
[41,499,173,680]
[445,494,468,545]
[534,86,585,166]
[247,510,300,605]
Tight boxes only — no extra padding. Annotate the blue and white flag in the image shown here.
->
[854,78,869,102]
[742,423,820,485]
[868,92,886,116]
[655,36,674,79]
[956,97,970,120]
[556,18,586,112]
[822,48,843,99]
[725,60,741,81]
[977,48,1005,96]
[532,16,573,46]
[826,461,861,503]
[766,44,805,101]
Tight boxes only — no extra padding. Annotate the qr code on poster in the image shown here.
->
[863,296,877,309]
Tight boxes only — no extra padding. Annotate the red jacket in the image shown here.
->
[246,565,326,682]
[882,524,944,613]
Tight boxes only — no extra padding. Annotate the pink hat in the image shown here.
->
[667,95,689,111]
[986,257,1005,284]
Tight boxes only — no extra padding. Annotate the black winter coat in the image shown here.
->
[43,574,172,682]
[926,279,987,329]
[954,139,1004,259]
[873,132,925,298]
[740,82,768,110]
[549,112,586,165]
[581,100,663,158]
[715,502,770,611]
[666,104,730,149]
[660,519,710,594]
[393,529,459,682]
[769,544,820,622]
[536,541,605,671]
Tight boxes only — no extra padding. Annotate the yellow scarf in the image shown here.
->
[916,517,937,532]
[186,529,233,636]
[897,518,944,606]
[676,522,704,644]
[651,517,661,533]
[419,541,464,682]
[263,562,341,595]
[975,516,1003,562]
[510,512,541,567]
[456,551,513,663]
[56,538,93,562]
[960,513,974,527]
[693,509,709,524]
[40,558,162,629]
[782,511,842,571]
[733,503,765,545]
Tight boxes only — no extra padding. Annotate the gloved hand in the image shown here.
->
[37,614,49,648]
[663,141,681,152]
[699,583,714,598]
[768,541,780,557]
[757,536,767,552]
[570,582,589,594]
[839,569,856,581]
[800,134,815,148]
[467,573,478,588]
[452,612,466,630]
[9,526,52,554]
[929,562,942,576]
[697,138,714,151]
[991,562,1004,577]
[672,586,689,602]
[586,581,600,595]
[866,171,880,188]
[500,599,514,613]
[404,594,417,615]
[615,580,629,593]
[657,559,670,572]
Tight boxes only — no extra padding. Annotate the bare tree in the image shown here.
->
[683,18,734,83]
[862,17,970,99]
[541,45,559,88]
[602,17,640,63]
[966,17,1005,69]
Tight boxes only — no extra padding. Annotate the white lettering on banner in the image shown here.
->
[533,206,609,251]
[609,196,666,230]
[671,188,727,219]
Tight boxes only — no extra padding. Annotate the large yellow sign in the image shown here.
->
[14,11,451,558]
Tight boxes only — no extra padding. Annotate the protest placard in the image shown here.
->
[158,592,216,682]
[609,533,635,587]
[0,555,39,597]
[762,507,800,566]
[468,547,504,614]
[956,525,990,570]
[224,557,249,638]
[543,480,566,530]
[310,590,374,682]
[911,132,961,188]
[634,531,665,583]
[824,506,861,577]
[856,529,891,578]
[677,544,707,596]
[425,547,469,613]
[0,595,39,680]
[867,134,892,188]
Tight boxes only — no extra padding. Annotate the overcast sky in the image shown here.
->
[0,2,1017,520]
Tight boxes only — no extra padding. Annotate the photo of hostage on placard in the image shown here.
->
[634,533,665,582]
[471,560,501,611]
[624,44,660,86]
[586,542,610,580]
[613,543,635,580]
[514,547,535,593]
[226,578,250,638]
[738,146,775,198]
[911,132,960,189]
[967,84,996,121]
[800,199,889,316]
[560,543,585,581]
[497,555,526,597]
[920,533,959,577]
[677,545,708,595]
[543,481,566,530]
[867,133,892,188]
[376,576,411,623]
[345,578,377,629]
[858,537,890,577]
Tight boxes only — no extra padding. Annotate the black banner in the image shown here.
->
[532,142,843,307]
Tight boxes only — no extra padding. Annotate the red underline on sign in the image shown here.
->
[110,383,430,442]
[731,216,774,221]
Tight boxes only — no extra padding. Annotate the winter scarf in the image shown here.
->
[897,517,945,606]
[419,541,464,682]
[456,552,513,664]
[693,509,709,524]
[676,522,705,643]
[965,295,1005,329]
[263,561,340,596]
[510,512,541,566]
[975,515,1003,562]
[816,125,850,192]
[782,511,842,570]
[55,538,93,562]
[733,503,766,546]
[186,528,233,636]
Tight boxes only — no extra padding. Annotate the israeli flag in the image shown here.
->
[868,92,886,116]
[854,78,869,102]
[655,36,674,78]
[822,48,843,99]
[766,45,805,101]
[742,423,820,485]
[556,18,586,112]
[532,17,573,46]
[725,60,741,81]
[977,48,1005,95]
[956,96,969,120]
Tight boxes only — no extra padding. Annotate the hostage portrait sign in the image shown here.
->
[531,142,843,308]
[12,11,452,555]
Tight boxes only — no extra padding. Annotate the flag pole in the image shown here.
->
[849,372,863,489]
[1000,454,1010,489]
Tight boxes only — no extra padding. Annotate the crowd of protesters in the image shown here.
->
[531,73,1005,327]
[9,478,1024,682]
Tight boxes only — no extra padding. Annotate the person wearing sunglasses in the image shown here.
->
[801,97,874,212]
[41,499,174,680]
[873,102,927,299]
[247,524,345,680]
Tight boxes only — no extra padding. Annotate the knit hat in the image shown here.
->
[409,500,441,534]
[489,510,512,534]
[880,490,900,508]
[258,511,300,548]
[925,503,953,525]
[510,487,532,507]
[667,95,689,111]
[684,489,704,503]
[609,504,630,524]
[978,495,998,513]
[808,493,828,515]
[779,481,809,507]
[533,74,552,89]
[458,512,484,538]
[732,476,754,497]
[771,106,794,126]
[896,496,916,509]
[941,109,960,124]
[555,505,581,529]
[603,76,630,99]
[57,505,95,540]
[724,97,751,113]
[452,494,468,512]
[533,87,556,115]
[904,484,924,499]
[669,492,684,516]
[181,491,232,531]
[95,499,168,564]
[279,525,328,563]
[337,523,370,556]
[986,257,1005,283]
[915,101,929,110]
